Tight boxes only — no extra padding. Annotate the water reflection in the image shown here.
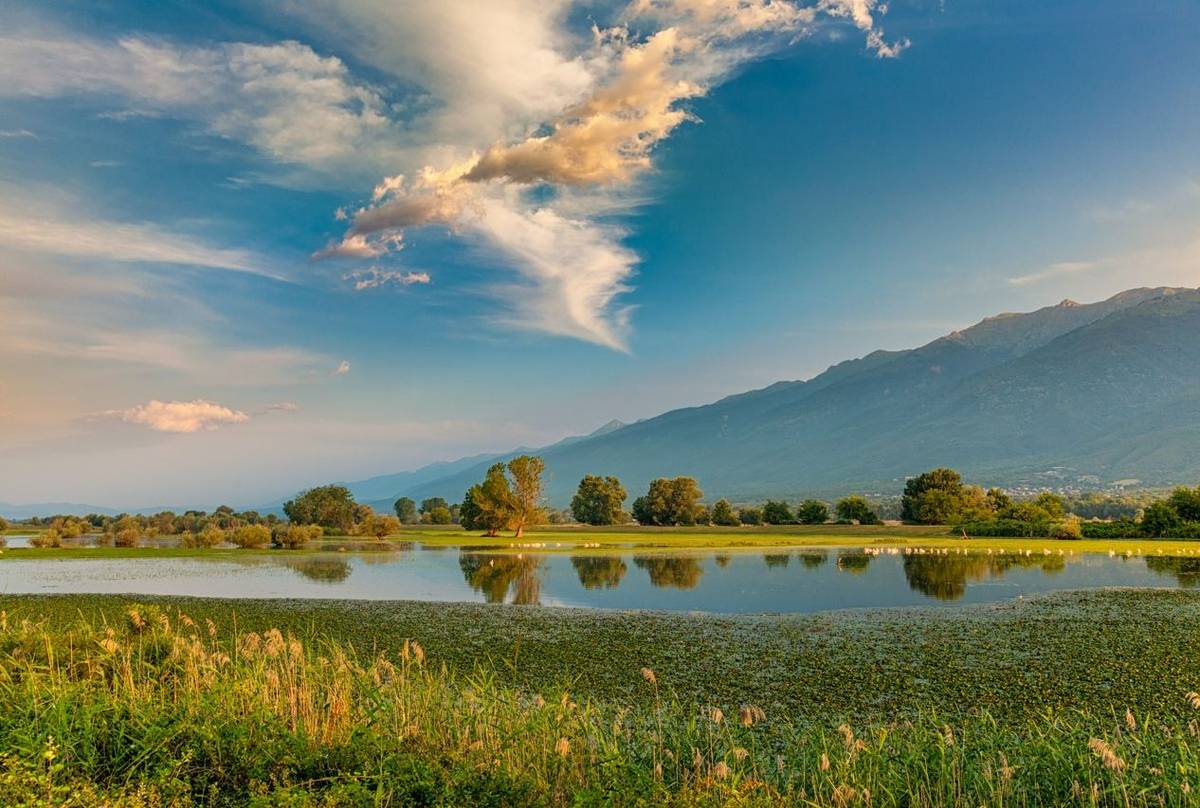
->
[902,554,1064,601]
[459,552,543,604]
[1146,556,1200,588]
[764,554,790,568]
[633,556,704,589]
[288,557,353,583]
[799,550,828,568]
[571,556,627,589]
[836,551,872,574]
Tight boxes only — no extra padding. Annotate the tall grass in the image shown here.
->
[0,605,1197,806]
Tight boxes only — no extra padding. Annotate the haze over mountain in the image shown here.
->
[360,287,1200,508]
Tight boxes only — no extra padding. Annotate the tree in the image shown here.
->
[710,499,740,526]
[836,496,880,525]
[901,468,964,523]
[570,475,627,526]
[426,506,453,525]
[986,488,1013,513]
[420,498,449,517]
[359,512,401,539]
[796,499,829,525]
[506,455,545,538]
[761,500,794,525]
[737,507,763,526]
[1142,500,1183,537]
[284,485,357,533]
[1033,492,1066,521]
[273,523,323,549]
[0,516,8,532]
[393,497,418,524]
[631,478,703,526]
[1168,486,1200,522]
[464,463,515,537]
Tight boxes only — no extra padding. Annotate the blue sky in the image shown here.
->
[1,0,1197,508]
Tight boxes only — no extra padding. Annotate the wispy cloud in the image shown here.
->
[112,399,250,433]
[0,128,36,138]
[0,185,266,275]
[1008,260,1099,287]
[333,360,351,375]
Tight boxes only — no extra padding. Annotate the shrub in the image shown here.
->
[710,499,740,526]
[835,496,880,525]
[274,524,323,549]
[113,528,141,548]
[1080,519,1143,539]
[737,507,763,526]
[958,519,1054,538]
[761,500,794,525]
[796,499,829,525]
[29,530,63,548]
[231,524,271,549]
[1052,517,1083,540]
[182,525,226,548]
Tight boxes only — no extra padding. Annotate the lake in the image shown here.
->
[2,545,1197,612]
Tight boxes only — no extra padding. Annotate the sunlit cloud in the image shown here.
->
[113,399,250,433]
[1009,261,1099,287]
[334,360,351,375]
[342,267,431,290]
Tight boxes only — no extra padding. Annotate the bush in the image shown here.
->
[182,525,226,548]
[796,499,829,525]
[737,507,763,526]
[274,524,323,549]
[761,500,794,525]
[958,519,1054,538]
[113,528,141,548]
[1080,519,1144,539]
[1052,517,1083,540]
[231,524,271,548]
[29,530,63,548]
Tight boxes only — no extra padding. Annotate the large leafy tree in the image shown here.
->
[464,463,515,537]
[836,496,881,525]
[901,468,963,523]
[393,497,418,524]
[710,499,740,526]
[762,500,794,525]
[570,475,627,525]
[507,455,546,538]
[1169,486,1200,522]
[283,485,357,532]
[796,499,829,525]
[631,477,704,526]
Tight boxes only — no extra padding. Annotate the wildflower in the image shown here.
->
[943,724,955,746]
[998,753,1014,783]
[1187,691,1200,710]
[554,737,571,758]
[99,637,119,654]
[740,704,765,727]
[641,667,657,686]
[733,747,749,762]
[713,761,730,779]
[1088,738,1126,772]
[532,694,545,709]
[705,706,724,725]
[820,753,831,772]
[1125,709,1137,731]
[832,784,857,807]
[838,724,855,751]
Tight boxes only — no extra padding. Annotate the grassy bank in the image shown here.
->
[0,591,1198,805]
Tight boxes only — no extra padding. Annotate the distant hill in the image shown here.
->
[386,287,1200,505]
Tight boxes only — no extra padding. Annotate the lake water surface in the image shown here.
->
[2,545,1197,613]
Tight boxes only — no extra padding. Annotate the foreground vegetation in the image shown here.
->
[1,591,1199,805]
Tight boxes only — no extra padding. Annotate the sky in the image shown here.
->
[1,0,1198,509]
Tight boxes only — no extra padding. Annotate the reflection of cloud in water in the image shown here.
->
[570,556,627,589]
[634,556,703,590]
[459,552,543,604]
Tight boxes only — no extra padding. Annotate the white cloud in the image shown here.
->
[0,185,265,275]
[115,399,249,433]
[1009,260,1099,287]
[315,0,909,349]
[342,267,431,290]
[0,28,405,178]
[0,128,36,138]
[334,360,351,375]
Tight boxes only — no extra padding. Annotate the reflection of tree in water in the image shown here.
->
[1146,556,1200,588]
[634,556,703,589]
[764,554,790,568]
[288,557,352,583]
[571,556,627,589]
[459,552,543,604]
[799,551,828,569]
[903,554,1070,601]
[714,554,732,568]
[836,551,872,574]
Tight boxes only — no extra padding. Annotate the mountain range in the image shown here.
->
[354,286,1200,508]
[7,287,1199,518]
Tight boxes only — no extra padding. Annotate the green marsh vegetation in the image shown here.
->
[2,591,1200,805]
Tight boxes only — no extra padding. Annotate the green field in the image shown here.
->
[0,590,1198,805]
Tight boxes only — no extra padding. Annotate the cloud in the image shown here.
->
[115,399,250,433]
[0,27,405,179]
[343,268,431,290]
[89,160,122,168]
[314,0,908,349]
[0,185,266,275]
[334,360,351,375]
[1008,260,1099,287]
[258,401,300,414]
[0,128,36,138]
